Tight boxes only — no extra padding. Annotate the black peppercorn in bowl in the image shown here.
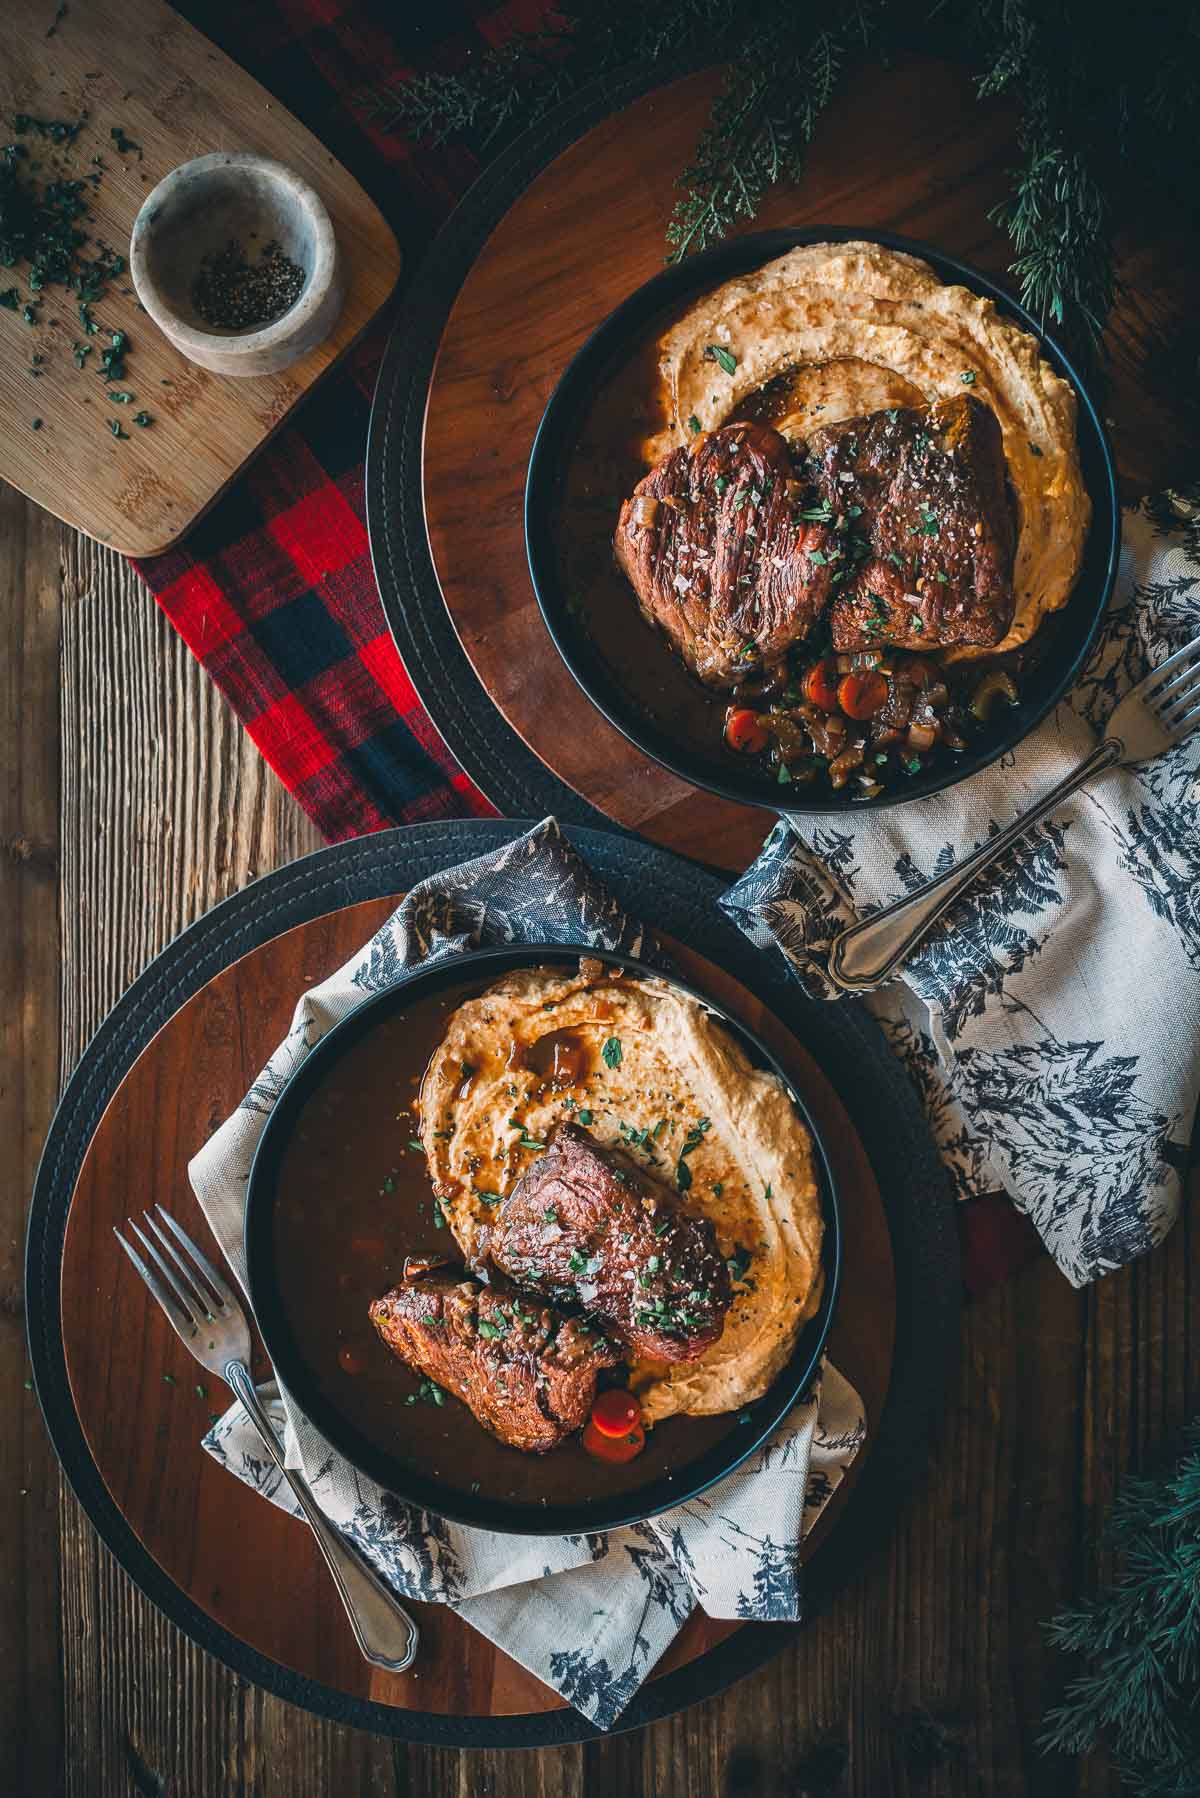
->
[244,944,841,1536]
[524,227,1119,817]
[130,152,343,377]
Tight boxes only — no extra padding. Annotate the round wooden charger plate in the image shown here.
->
[371,58,1195,872]
[28,821,960,1744]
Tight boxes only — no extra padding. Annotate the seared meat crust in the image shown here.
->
[614,423,836,687]
[484,1123,732,1363]
[804,395,1015,652]
[369,1265,619,1454]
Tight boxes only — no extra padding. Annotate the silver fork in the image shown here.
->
[827,636,1200,991]
[115,1206,420,1672]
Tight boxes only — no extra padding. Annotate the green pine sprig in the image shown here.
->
[356,0,1200,375]
[665,10,882,262]
[1041,1422,1200,1795]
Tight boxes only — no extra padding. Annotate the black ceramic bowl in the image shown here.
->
[245,944,841,1536]
[525,226,1120,816]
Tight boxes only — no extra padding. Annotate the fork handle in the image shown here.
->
[826,737,1122,992]
[224,1359,420,1673]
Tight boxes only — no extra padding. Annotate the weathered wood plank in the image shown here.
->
[0,485,65,1798]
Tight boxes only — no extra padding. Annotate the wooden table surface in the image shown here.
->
[3,67,1199,1781]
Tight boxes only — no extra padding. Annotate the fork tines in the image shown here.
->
[114,1206,237,1336]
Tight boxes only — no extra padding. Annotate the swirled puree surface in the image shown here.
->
[419,960,824,1425]
[651,239,1089,658]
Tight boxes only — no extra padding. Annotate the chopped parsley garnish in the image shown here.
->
[704,343,738,375]
[807,548,827,564]
[686,414,701,434]
[601,1037,623,1069]
[920,509,939,535]
[714,474,728,495]
[432,1198,447,1229]
[727,1246,754,1285]
[474,1188,505,1205]
[675,1117,710,1191]
[543,1207,558,1223]
[133,411,153,427]
[577,1109,593,1126]
[960,370,976,384]
[1029,441,1043,457]
[568,1250,587,1274]
[777,763,792,784]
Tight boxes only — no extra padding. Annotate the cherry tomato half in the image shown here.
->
[591,1389,642,1439]
[724,707,770,755]
[837,671,889,721]
[802,659,840,711]
[583,1419,646,1463]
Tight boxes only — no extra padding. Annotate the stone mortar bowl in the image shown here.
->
[130,151,342,377]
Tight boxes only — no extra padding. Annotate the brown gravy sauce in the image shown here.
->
[272,977,739,1507]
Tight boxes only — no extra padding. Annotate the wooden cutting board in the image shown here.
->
[0,0,400,557]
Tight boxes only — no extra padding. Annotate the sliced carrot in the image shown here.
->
[803,659,840,711]
[724,707,769,755]
[583,1419,646,1463]
[591,1389,642,1439]
[837,671,889,721]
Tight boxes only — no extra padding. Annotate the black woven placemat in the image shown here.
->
[26,819,959,1747]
